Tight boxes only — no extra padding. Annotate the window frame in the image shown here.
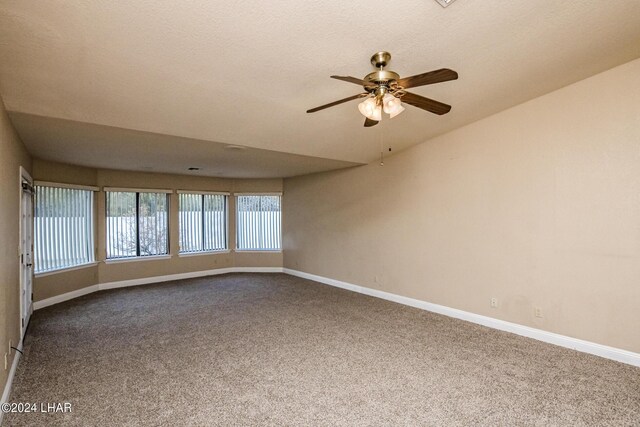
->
[33,181,98,275]
[104,188,171,260]
[177,191,229,254]
[235,193,282,252]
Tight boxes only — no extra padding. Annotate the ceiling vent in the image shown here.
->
[434,0,456,7]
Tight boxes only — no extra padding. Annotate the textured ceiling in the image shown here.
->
[9,112,359,178]
[1,1,639,177]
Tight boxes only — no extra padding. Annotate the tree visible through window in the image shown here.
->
[106,191,169,258]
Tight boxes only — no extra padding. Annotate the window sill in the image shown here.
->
[234,250,282,254]
[35,262,98,278]
[104,254,173,264]
[178,250,231,258]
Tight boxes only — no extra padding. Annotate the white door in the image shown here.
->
[20,171,34,336]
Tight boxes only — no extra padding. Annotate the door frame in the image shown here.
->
[19,166,34,338]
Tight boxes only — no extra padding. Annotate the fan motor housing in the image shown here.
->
[363,70,400,92]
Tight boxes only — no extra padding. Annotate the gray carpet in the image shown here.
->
[3,273,639,426]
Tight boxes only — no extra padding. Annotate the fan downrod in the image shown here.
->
[370,51,391,69]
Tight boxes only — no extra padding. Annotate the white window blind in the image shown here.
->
[236,195,281,251]
[179,193,227,253]
[34,186,95,273]
[106,191,169,259]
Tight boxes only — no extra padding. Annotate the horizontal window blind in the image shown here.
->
[179,193,227,253]
[236,195,281,251]
[34,186,94,273]
[106,191,169,259]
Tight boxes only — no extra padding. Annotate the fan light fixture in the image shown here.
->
[358,93,404,121]
[358,97,382,121]
[382,93,405,118]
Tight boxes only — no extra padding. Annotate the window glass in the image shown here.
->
[236,195,281,251]
[34,186,94,273]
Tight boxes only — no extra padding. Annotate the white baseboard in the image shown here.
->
[283,268,640,368]
[34,267,284,310]
[231,267,284,273]
[0,341,23,426]
[33,285,100,310]
[98,267,235,290]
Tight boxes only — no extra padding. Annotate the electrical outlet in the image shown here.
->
[534,307,543,318]
[490,297,498,308]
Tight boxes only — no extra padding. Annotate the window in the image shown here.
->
[178,193,228,253]
[34,185,95,273]
[106,190,169,259]
[236,194,281,251]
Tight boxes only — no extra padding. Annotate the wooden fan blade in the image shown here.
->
[331,75,376,87]
[398,69,458,89]
[401,92,451,115]
[307,93,368,113]
[364,117,379,127]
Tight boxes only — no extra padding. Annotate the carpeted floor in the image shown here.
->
[4,273,640,426]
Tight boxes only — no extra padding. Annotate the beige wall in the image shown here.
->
[283,58,640,353]
[35,267,98,301]
[0,97,31,393]
[32,161,283,299]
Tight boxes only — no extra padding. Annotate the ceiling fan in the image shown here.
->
[307,51,458,127]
